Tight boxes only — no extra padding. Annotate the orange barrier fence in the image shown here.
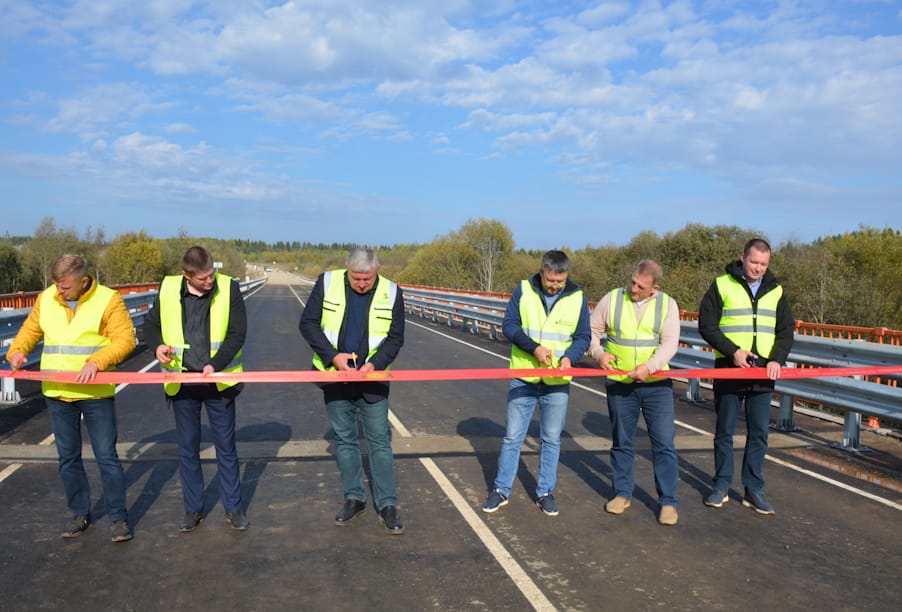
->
[4,282,901,346]
[0,283,160,309]
[403,284,902,346]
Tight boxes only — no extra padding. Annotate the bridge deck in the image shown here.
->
[1,272,900,611]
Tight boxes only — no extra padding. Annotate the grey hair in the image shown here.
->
[347,247,378,272]
[541,249,571,274]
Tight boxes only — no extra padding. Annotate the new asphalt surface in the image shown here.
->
[1,271,900,611]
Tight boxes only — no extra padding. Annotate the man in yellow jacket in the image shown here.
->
[6,254,136,542]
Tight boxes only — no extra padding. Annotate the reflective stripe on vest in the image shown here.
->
[714,274,782,359]
[159,273,243,395]
[509,279,584,385]
[312,270,398,371]
[38,283,116,399]
[605,288,670,383]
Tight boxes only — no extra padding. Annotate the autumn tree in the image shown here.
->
[397,238,475,289]
[455,218,515,292]
[20,217,85,289]
[102,231,165,284]
[0,241,25,293]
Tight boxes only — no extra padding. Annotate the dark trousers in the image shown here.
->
[171,384,243,513]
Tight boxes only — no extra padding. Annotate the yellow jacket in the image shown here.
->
[6,276,136,400]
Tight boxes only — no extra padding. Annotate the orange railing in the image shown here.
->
[0,283,160,310]
[4,282,901,347]
[401,285,902,346]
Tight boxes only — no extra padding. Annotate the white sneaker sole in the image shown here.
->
[482,499,508,513]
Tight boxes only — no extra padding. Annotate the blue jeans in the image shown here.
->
[606,380,679,506]
[326,397,397,510]
[493,378,569,498]
[46,397,128,522]
[713,389,772,494]
[172,386,243,513]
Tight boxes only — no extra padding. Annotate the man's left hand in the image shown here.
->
[76,361,100,384]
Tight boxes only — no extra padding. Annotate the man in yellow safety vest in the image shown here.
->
[142,246,249,532]
[482,250,591,517]
[590,259,681,526]
[7,254,135,542]
[300,247,406,534]
[699,238,795,515]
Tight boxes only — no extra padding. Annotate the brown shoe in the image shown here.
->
[658,505,678,526]
[604,496,631,515]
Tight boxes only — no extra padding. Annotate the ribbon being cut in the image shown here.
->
[2,365,901,385]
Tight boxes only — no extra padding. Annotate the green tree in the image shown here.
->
[102,231,165,284]
[456,218,515,292]
[21,217,84,289]
[398,238,474,289]
[0,241,25,293]
[814,227,902,328]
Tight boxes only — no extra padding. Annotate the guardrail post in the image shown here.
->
[837,411,863,451]
[774,394,796,431]
[1,375,20,405]
[685,378,703,402]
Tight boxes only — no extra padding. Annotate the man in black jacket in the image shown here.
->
[299,247,406,534]
[698,238,794,515]
[143,246,249,532]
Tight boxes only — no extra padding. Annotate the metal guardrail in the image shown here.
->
[0,278,267,404]
[402,286,902,451]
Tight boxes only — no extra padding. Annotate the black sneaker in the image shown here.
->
[110,519,133,542]
[482,489,509,513]
[179,511,204,533]
[225,509,250,530]
[378,505,405,535]
[335,499,367,526]
[742,491,775,515]
[536,493,559,516]
[61,515,91,539]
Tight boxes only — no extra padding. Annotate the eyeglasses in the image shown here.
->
[542,273,567,287]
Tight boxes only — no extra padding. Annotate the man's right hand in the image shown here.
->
[596,352,618,371]
[155,345,173,364]
[7,351,26,369]
[533,345,553,366]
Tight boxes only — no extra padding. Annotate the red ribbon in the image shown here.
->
[1,365,900,384]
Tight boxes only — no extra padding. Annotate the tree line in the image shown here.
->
[2,216,900,329]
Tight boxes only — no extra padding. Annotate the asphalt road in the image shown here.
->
[1,271,900,611]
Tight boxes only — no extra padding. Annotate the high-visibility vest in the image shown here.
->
[509,279,583,385]
[311,269,397,371]
[158,273,243,395]
[714,274,782,359]
[38,283,116,399]
[605,288,670,383]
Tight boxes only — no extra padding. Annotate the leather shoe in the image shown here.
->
[378,505,405,535]
[179,511,204,533]
[225,509,250,530]
[335,499,367,525]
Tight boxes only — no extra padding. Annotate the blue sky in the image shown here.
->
[1,1,900,250]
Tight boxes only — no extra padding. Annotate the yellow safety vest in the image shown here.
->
[38,283,116,399]
[714,274,782,359]
[509,279,583,385]
[311,269,397,371]
[605,288,670,383]
[159,273,243,395]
